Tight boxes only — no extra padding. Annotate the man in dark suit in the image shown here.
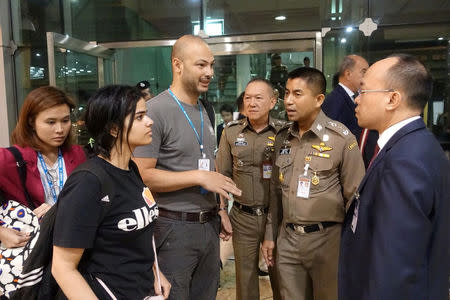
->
[339,54,449,300]
[322,55,378,168]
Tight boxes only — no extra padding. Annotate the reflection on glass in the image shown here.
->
[54,48,98,146]
[207,51,313,124]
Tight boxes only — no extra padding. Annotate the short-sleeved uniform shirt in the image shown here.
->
[53,157,159,299]
[216,117,285,207]
[133,90,216,212]
[265,111,365,241]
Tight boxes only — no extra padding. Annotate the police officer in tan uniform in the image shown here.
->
[262,68,365,300]
[217,78,284,300]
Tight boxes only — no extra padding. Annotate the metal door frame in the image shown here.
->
[46,32,115,87]
[99,31,322,71]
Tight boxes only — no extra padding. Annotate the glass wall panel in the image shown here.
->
[114,47,172,95]
[12,0,64,108]
[53,48,99,145]
[208,50,314,125]
[323,24,449,136]
[70,0,200,42]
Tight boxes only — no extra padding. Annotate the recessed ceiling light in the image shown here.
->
[36,53,41,57]
[438,37,444,40]
[275,15,286,21]
[346,26,353,33]
[340,38,347,44]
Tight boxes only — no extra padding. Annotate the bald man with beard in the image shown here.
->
[134,35,241,300]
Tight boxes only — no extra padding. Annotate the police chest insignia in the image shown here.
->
[279,172,284,182]
[235,134,247,146]
[313,152,330,158]
[312,142,332,152]
[311,172,320,185]
[279,147,291,155]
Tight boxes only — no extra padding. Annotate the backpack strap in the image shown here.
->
[70,159,115,220]
[6,146,36,210]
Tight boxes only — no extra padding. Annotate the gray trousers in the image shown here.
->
[154,216,220,300]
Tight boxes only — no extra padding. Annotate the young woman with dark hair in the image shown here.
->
[52,85,171,299]
[0,86,86,248]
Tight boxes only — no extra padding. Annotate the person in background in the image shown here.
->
[217,78,284,300]
[234,91,246,121]
[133,35,241,300]
[270,54,289,97]
[216,103,234,146]
[339,54,450,300]
[262,67,365,300]
[137,80,154,101]
[0,86,86,248]
[303,57,311,67]
[322,55,378,168]
[52,85,171,299]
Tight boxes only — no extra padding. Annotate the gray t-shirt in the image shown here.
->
[134,90,216,212]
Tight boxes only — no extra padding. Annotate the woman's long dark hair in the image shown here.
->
[84,85,144,159]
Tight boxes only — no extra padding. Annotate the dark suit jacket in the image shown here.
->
[339,119,450,300]
[322,84,378,168]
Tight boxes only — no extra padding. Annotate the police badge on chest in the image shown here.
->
[235,133,248,146]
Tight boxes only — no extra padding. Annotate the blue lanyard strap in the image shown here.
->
[37,149,64,203]
[168,88,205,156]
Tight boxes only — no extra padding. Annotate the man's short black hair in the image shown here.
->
[219,103,233,114]
[386,54,432,111]
[287,67,326,95]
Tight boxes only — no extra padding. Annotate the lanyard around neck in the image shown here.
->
[37,148,64,203]
[168,88,205,157]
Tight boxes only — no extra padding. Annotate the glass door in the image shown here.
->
[46,32,115,145]
[100,31,320,126]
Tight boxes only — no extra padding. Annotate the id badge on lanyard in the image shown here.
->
[297,163,311,199]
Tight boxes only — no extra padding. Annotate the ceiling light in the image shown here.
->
[346,26,353,33]
[340,38,347,44]
[275,15,286,21]
[438,37,444,40]
[36,53,41,57]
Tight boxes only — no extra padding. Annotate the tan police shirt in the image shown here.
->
[265,110,365,241]
[216,117,286,207]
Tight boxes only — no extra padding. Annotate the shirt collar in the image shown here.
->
[377,116,421,150]
[339,83,355,102]
[288,110,328,141]
[240,117,276,133]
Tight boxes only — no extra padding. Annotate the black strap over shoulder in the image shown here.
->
[6,146,36,210]
[70,159,116,206]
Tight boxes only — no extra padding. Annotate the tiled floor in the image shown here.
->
[216,260,273,300]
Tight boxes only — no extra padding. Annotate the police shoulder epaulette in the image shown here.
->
[225,120,241,128]
[326,121,351,138]
[276,122,292,135]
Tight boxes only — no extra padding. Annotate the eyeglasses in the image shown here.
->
[357,88,395,95]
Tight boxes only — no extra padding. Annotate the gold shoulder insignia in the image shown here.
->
[348,140,358,150]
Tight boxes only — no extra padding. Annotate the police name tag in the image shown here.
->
[198,158,210,171]
[262,164,272,179]
[297,175,311,198]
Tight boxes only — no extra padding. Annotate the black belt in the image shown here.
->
[159,208,217,223]
[286,222,338,234]
[233,201,268,216]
